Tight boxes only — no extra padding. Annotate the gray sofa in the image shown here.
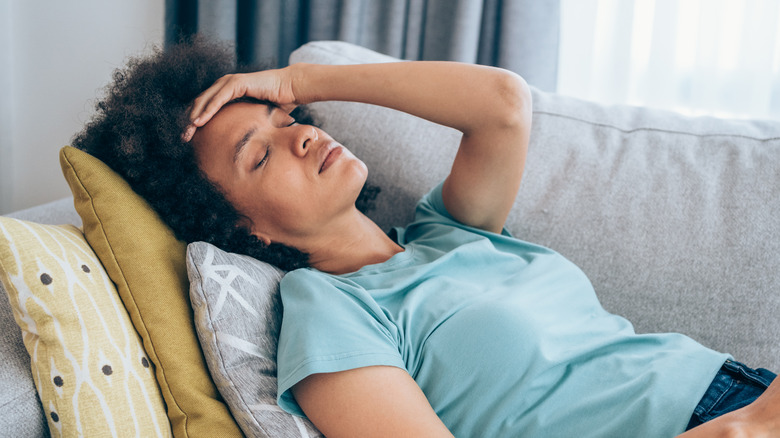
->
[2,40,779,436]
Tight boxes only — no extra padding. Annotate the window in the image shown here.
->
[558,0,780,120]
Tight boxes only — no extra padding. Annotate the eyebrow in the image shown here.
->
[232,127,257,164]
[231,105,274,164]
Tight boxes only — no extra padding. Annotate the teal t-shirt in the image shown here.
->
[276,183,729,437]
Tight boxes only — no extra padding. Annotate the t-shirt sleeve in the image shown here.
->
[413,181,458,224]
[276,269,405,416]
[408,180,513,238]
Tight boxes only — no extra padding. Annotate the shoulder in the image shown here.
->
[281,267,330,290]
[281,268,361,300]
[279,268,389,325]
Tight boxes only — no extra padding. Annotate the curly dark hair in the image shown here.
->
[72,35,378,271]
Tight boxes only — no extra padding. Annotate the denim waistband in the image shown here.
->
[685,359,777,431]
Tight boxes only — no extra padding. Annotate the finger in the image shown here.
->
[188,95,223,127]
[193,81,245,127]
[188,78,225,120]
[280,102,298,114]
[181,124,196,143]
[188,75,234,124]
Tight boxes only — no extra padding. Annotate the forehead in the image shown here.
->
[193,102,270,143]
[191,102,271,167]
[208,101,271,128]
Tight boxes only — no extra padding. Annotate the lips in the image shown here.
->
[318,143,343,174]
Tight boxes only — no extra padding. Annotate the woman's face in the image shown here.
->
[191,101,367,247]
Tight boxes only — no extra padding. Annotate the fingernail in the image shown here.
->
[193,117,201,126]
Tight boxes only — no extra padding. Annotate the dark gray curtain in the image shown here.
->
[166,0,559,91]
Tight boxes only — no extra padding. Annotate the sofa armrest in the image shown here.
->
[6,197,81,227]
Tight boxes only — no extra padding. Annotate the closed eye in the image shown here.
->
[254,146,270,170]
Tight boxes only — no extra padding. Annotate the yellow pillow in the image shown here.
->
[59,146,242,437]
[0,217,171,436]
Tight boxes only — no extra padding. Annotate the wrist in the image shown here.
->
[287,63,318,106]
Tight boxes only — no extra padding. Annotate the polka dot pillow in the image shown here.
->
[0,216,171,436]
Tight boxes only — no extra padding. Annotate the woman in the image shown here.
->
[75,37,778,437]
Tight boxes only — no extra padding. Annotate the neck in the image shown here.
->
[301,210,404,275]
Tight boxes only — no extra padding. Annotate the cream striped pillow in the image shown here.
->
[0,216,171,436]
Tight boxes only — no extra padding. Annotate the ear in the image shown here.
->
[247,224,273,246]
[237,216,273,247]
[255,234,272,247]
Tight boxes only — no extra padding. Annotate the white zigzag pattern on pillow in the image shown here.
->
[194,243,324,437]
[249,404,312,438]
[200,243,260,319]
[216,331,266,358]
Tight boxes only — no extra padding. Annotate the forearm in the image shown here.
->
[676,413,752,438]
[290,61,528,136]
[675,376,780,438]
[183,59,531,233]
[289,61,531,233]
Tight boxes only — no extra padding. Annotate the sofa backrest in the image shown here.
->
[292,41,780,370]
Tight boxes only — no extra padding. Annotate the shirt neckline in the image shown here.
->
[337,243,416,278]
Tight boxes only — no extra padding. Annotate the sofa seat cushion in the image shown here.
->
[0,274,48,437]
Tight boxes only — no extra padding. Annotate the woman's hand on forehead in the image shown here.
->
[183,67,300,142]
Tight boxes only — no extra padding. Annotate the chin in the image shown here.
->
[347,162,369,203]
[344,151,368,180]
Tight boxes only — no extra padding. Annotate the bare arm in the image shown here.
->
[291,366,454,438]
[676,377,780,438]
[186,61,532,233]
[185,63,530,434]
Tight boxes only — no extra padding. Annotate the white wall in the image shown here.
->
[1,0,14,215]
[1,0,164,214]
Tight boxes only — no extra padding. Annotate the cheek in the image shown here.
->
[260,179,315,228]
[238,193,300,238]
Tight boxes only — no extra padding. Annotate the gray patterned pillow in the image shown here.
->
[186,242,322,438]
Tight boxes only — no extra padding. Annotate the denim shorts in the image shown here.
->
[685,359,777,431]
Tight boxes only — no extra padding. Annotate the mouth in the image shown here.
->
[319,143,343,174]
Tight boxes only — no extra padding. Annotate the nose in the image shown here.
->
[291,125,318,157]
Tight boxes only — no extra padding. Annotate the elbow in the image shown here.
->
[491,70,532,130]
